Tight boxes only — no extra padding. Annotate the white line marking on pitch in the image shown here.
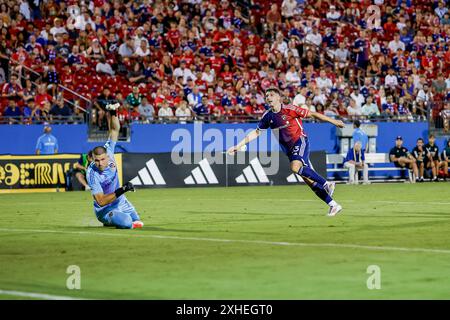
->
[0,228,449,255]
[3,198,450,205]
[0,289,86,300]
[370,200,450,205]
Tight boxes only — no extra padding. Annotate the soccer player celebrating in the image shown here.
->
[86,103,144,229]
[227,87,345,216]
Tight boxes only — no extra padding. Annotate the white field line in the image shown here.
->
[2,198,450,206]
[0,289,86,300]
[0,228,449,255]
[370,200,450,205]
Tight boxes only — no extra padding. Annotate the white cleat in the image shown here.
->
[327,204,342,217]
[324,182,336,197]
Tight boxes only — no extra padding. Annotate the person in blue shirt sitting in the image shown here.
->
[343,141,370,185]
[193,96,210,116]
[3,99,23,124]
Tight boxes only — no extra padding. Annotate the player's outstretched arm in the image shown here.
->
[106,103,121,142]
[227,129,261,155]
[109,111,120,142]
[93,181,135,207]
[310,111,345,128]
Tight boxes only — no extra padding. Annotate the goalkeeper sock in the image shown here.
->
[130,211,141,222]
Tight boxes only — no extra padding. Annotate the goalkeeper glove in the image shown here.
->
[114,181,135,198]
[106,102,120,116]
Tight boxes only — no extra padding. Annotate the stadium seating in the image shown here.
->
[0,0,447,128]
[327,152,413,182]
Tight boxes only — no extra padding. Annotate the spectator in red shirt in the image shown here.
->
[212,25,231,44]
[34,84,54,109]
[117,103,130,126]
[421,49,439,77]
[1,74,24,101]
[266,4,282,37]
[220,64,234,84]
[166,21,181,53]
[244,32,260,48]
[210,50,225,74]
[27,49,45,74]
[180,47,195,66]
[383,17,398,39]
[0,0,446,127]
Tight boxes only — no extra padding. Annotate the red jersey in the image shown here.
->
[421,55,438,69]
[181,53,194,66]
[209,103,224,115]
[243,34,259,48]
[130,110,140,121]
[35,93,53,108]
[210,56,224,73]
[167,29,180,47]
[220,71,233,83]
[257,104,310,150]
[117,108,130,124]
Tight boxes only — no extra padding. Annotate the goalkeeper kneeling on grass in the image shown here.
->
[86,102,144,229]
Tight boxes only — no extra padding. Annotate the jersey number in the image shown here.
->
[367,5,381,29]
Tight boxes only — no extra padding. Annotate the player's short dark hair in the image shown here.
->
[92,146,107,156]
[353,120,361,128]
[417,138,424,142]
[265,87,281,96]
[429,134,435,139]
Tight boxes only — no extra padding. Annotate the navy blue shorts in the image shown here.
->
[286,136,311,166]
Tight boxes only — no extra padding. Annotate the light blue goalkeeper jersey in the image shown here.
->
[86,140,122,215]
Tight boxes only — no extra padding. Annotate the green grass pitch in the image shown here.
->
[0,183,449,300]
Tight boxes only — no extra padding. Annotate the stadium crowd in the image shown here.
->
[0,0,449,129]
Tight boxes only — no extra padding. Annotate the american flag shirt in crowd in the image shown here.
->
[397,104,410,115]
[47,71,58,83]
